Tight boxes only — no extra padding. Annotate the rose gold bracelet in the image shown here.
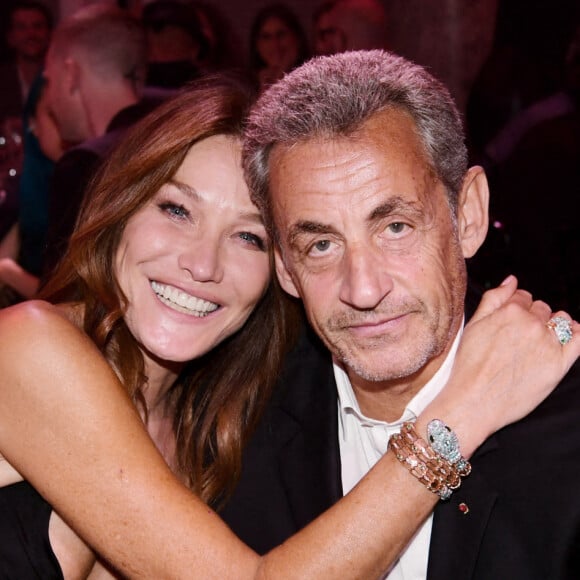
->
[389,422,465,500]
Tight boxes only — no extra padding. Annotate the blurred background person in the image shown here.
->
[191,1,244,72]
[0,0,53,201]
[0,76,65,306]
[312,0,388,56]
[466,0,579,163]
[41,4,160,280]
[249,3,309,92]
[142,0,209,89]
[0,1,52,125]
[312,1,337,56]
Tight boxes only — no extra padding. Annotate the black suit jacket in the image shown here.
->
[221,306,580,579]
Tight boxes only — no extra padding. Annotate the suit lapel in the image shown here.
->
[273,328,343,529]
[427,435,499,579]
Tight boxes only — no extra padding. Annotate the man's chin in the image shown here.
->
[336,338,436,384]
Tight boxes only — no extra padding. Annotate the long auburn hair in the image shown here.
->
[40,73,300,506]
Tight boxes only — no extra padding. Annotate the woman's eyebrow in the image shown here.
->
[166,179,201,201]
[166,179,265,225]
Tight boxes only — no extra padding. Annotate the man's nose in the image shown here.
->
[338,243,393,309]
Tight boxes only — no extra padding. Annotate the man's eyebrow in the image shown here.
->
[368,196,421,221]
[288,220,335,246]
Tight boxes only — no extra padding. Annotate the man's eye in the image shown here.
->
[387,222,408,234]
[313,240,331,252]
[159,202,189,219]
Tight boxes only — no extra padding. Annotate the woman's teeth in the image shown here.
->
[151,281,219,317]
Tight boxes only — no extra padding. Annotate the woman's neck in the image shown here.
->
[140,357,184,474]
[141,355,183,414]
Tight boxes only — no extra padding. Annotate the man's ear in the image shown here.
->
[274,248,300,299]
[457,165,489,258]
[63,57,80,94]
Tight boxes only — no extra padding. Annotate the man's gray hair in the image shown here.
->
[243,50,467,239]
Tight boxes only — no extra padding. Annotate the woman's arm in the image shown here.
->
[0,257,40,297]
[0,278,578,579]
[0,223,19,260]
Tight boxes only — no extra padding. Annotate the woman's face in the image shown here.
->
[115,135,271,366]
[256,16,300,71]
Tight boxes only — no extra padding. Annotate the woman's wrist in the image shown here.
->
[415,390,489,460]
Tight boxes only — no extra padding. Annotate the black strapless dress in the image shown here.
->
[0,481,63,579]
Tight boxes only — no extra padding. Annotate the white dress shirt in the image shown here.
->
[336,327,463,580]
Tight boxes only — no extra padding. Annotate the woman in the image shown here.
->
[249,4,309,92]
[0,74,577,578]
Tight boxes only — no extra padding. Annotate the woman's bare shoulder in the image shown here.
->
[0,300,88,353]
[0,299,76,329]
[0,300,110,389]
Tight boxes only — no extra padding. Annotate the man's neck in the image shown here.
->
[86,90,139,139]
[348,326,463,423]
[353,378,424,422]
[351,367,437,422]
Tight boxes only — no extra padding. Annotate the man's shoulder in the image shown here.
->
[53,132,120,187]
[51,147,102,195]
[57,143,102,167]
[72,128,125,159]
[243,320,337,446]
[475,359,580,469]
[442,360,580,579]
[523,358,580,426]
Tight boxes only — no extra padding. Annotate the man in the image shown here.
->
[142,0,208,89]
[313,0,389,56]
[0,1,52,124]
[42,5,162,277]
[220,50,580,578]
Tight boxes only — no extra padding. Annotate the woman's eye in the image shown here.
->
[239,231,266,251]
[159,202,189,219]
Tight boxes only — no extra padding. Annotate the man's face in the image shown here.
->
[313,9,345,56]
[8,8,50,61]
[270,109,476,393]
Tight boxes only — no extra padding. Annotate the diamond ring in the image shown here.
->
[546,316,573,345]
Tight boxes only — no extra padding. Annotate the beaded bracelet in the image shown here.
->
[389,422,469,500]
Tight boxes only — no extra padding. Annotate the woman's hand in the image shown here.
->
[421,275,580,456]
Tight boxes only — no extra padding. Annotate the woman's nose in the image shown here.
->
[178,238,224,283]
